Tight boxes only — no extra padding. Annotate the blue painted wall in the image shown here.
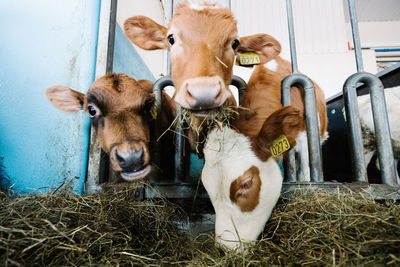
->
[0,1,100,194]
[113,25,155,82]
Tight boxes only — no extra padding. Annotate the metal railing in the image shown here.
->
[342,0,396,186]
[282,0,397,187]
[152,75,247,183]
[282,0,323,182]
[88,0,399,198]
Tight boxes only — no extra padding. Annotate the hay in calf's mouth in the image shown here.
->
[179,105,240,153]
[1,186,400,266]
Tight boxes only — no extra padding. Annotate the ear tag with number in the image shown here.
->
[236,52,261,67]
[150,107,158,120]
[269,134,294,157]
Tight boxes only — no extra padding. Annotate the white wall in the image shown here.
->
[232,0,378,99]
[346,21,400,48]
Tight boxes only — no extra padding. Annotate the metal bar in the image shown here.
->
[285,0,298,73]
[166,0,174,75]
[86,0,117,193]
[152,76,183,181]
[344,73,396,185]
[281,78,296,182]
[282,74,324,182]
[145,182,400,200]
[347,0,364,72]
[284,0,322,182]
[343,74,367,182]
[344,0,396,186]
[231,75,247,102]
[174,105,185,182]
[153,76,186,182]
[106,0,117,73]
[226,0,231,9]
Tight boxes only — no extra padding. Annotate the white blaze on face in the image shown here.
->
[188,1,221,10]
[202,126,283,250]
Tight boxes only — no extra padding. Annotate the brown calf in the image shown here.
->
[46,73,176,181]
[234,35,328,180]
[123,2,328,179]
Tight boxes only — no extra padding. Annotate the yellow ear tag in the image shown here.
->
[269,134,294,157]
[150,107,158,120]
[237,52,261,67]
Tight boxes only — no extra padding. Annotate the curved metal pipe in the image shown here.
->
[152,75,247,182]
[231,75,247,102]
[343,72,396,185]
[282,73,324,182]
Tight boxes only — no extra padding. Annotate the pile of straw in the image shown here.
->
[1,185,399,266]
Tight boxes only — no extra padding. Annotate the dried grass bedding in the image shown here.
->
[1,184,400,266]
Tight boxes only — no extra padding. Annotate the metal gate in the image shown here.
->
[87,0,400,199]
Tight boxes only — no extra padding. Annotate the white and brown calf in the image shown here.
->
[123,2,328,180]
[46,73,176,181]
[202,106,304,250]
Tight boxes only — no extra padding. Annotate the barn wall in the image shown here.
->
[231,0,378,99]
[0,1,101,194]
[113,25,155,82]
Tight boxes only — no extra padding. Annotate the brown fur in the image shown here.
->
[168,4,238,93]
[230,165,262,212]
[123,3,328,157]
[234,57,327,140]
[250,106,305,161]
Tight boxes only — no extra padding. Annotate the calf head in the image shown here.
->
[46,73,156,181]
[123,2,281,119]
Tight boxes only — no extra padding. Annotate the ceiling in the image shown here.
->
[343,0,400,22]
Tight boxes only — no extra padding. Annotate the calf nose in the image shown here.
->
[114,148,144,171]
[184,77,224,110]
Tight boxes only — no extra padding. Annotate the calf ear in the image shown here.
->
[230,166,262,212]
[45,85,85,112]
[252,106,304,160]
[124,16,168,50]
[137,79,154,93]
[238,34,281,64]
[260,106,304,146]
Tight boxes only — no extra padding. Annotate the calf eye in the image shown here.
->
[232,39,240,50]
[87,105,97,117]
[168,34,175,45]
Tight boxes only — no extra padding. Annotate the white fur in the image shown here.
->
[202,126,282,250]
[188,1,220,10]
[357,86,400,182]
[263,59,278,72]
[295,131,310,181]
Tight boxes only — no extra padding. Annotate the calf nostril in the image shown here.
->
[115,150,125,164]
[137,148,144,161]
